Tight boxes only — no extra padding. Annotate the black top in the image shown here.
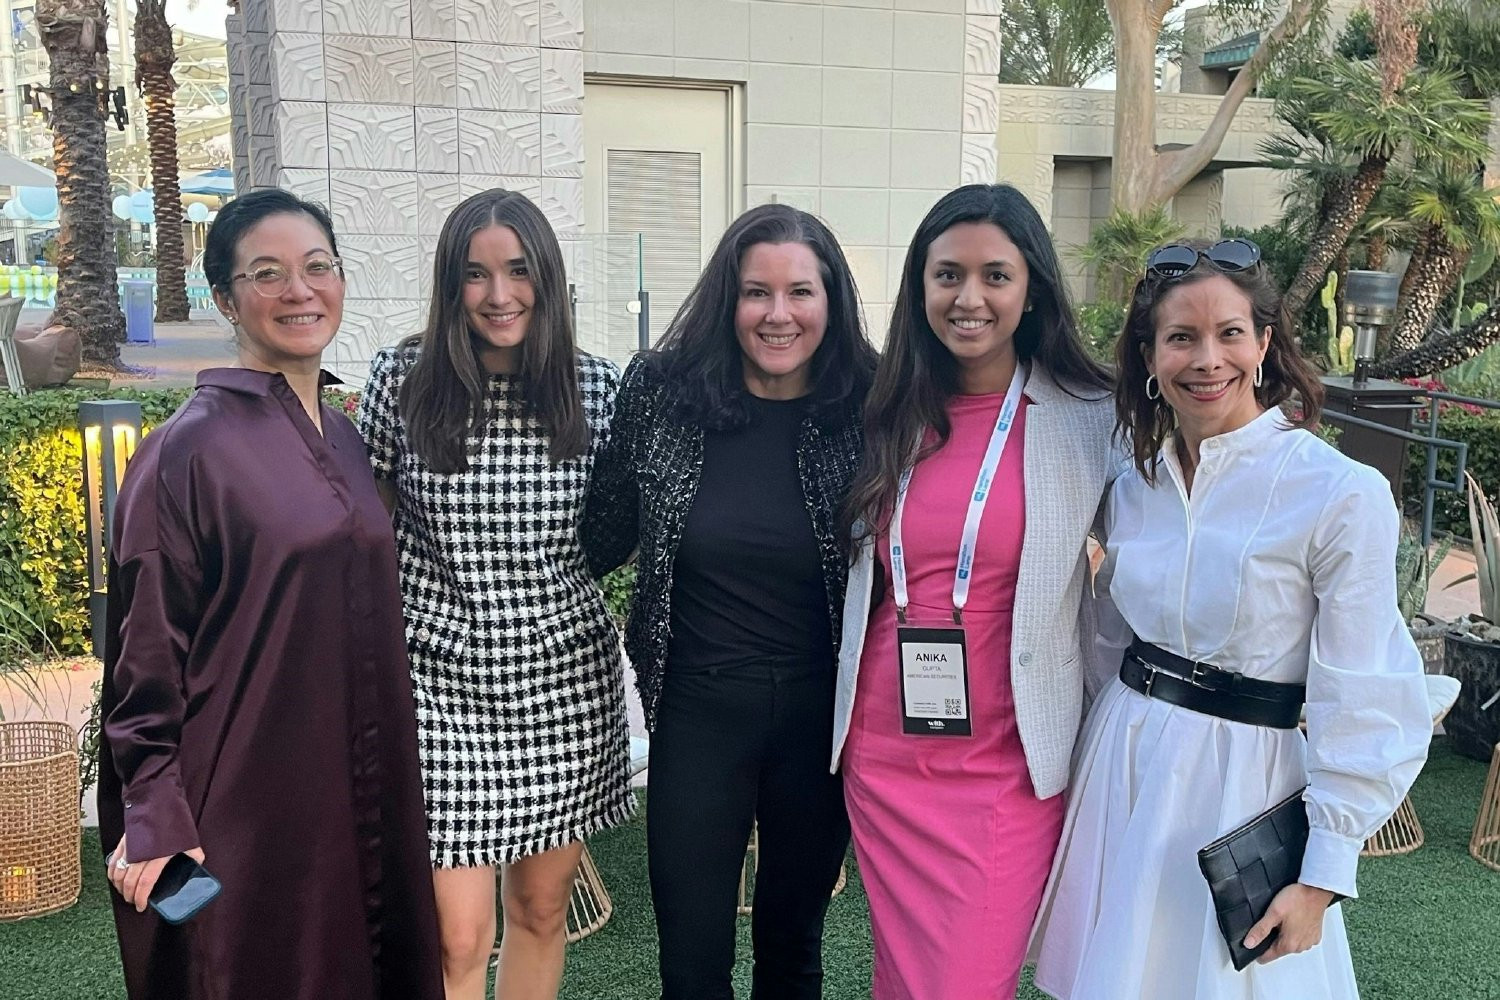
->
[667,393,835,671]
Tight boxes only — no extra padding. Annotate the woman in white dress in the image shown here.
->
[1031,240,1432,1000]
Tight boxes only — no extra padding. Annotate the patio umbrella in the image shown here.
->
[179,168,235,197]
[0,150,55,188]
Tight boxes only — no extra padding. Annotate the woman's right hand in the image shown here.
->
[106,835,207,913]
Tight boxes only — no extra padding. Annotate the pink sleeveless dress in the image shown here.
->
[843,392,1067,999]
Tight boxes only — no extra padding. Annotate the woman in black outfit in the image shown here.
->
[583,203,878,999]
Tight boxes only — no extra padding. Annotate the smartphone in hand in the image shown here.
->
[147,853,222,925]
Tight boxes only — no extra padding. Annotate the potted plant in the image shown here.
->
[1397,526,1453,673]
[1443,472,1500,761]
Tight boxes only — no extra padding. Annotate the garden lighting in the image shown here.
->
[79,400,141,658]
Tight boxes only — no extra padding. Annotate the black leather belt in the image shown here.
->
[1119,638,1305,730]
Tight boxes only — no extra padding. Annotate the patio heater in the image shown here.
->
[79,400,141,658]
[1321,269,1421,501]
[1342,269,1401,388]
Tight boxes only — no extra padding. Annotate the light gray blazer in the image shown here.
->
[830,366,1120,800]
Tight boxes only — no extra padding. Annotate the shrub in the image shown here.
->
[1077,302,1125,364]
[0,388,190,657]
[1404,406,1500,536]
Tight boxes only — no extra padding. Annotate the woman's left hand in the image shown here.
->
[1244,882,1336,964]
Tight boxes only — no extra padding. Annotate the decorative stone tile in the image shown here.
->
[541,114,582,177]
[328,104,416,171]
[227,30,248,78]
[323,35,415,105]
[276,102,329,170]
[541,0,583,49]
[322,0,412,37]
[458,111,542,176]
[962,74,1000,134]
[965,0,1000,12]
[245,30,272,87]
[234,162,253,198]
[960,133,997,185]
[231,119,252,170]
[330,299,426,383]
[248,84,276,138]
[331,170,420,236]
[269,0,321,32]
[459,174,543,201]
[418,236,439,299]
[413,0,458,41]
[417,174,464,234]
[244,0,269,33]
[541,177,583,235]
[414,42,459,107]
[271,33,326,103]
[339,236,422,299]
[457,45,541,112]
[540,48,583,114]
[963,14,1001,76]
[457,0,540,46]
[249,135,282,187]
[416,108,460,173]
[277,169,333,209]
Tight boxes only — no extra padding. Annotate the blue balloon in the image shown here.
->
[129,189,155,226]
[16,186,56,221]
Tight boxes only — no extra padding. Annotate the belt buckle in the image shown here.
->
[1141,661,1158,698]
[1188,662,1210,689]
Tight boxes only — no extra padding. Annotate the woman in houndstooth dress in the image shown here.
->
[356,189,632,1000]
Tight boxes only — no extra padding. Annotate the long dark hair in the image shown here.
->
[650,203,877,430]
[841,183,1109,546]
[1115,247,1323,483]
[204,188,339,296]
[398,188,586,472]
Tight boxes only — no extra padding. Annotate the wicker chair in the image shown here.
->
[1470,743,1500,872]
[737,823,847,917]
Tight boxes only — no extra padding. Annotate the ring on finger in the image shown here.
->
[115,856,129,870]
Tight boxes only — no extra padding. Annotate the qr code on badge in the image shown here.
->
[944,698,963,717]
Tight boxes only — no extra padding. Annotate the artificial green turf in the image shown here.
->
[2,739,1496,999]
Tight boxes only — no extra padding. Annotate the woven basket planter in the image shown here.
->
[0,721,80,920]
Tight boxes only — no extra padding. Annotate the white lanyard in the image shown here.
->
[889,370,1026,624]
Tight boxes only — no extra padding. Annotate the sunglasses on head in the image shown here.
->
[1145,239,1261,279]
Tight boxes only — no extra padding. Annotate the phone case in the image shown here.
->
[147,853,222,925]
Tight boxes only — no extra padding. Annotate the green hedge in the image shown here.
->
[0,388,191,655]
[1404,407,1500,536]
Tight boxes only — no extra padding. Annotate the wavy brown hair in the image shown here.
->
[841,184,1111,551]
[398,188,586,473]
[1115,246,1324,483]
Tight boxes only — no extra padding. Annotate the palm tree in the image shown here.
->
[135,0,189,322]
[1279,63,1491,322]
[35,0,126,367]
[1372,301,1500,378]
[1387,169,1500,355]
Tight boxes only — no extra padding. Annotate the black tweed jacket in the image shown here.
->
[581,353,866,730]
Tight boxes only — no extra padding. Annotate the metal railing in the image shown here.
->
[1319,387,1500,546]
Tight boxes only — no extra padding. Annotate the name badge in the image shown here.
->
[897,625,971,736]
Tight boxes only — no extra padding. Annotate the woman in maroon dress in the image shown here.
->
[97,189,444,1000]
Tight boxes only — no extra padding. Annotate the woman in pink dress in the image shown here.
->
[834,184,1119,999]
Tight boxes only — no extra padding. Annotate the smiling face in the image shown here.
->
[215,213,344,371]
[923,222,1030,394]
[734,241,828,399]
[1147,273,1270,445]
[463,224,535,373]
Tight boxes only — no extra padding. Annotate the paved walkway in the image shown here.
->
[23,307,235,389]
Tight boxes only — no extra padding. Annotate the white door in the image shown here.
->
[581,82,733,361]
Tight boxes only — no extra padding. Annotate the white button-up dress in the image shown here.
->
[1032,408,1431,1000]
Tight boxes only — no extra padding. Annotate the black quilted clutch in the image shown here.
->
[1197,789,1340,971]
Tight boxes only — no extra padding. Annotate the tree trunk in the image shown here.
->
[1284,154,1390,324]
[1370,300,1500,378]
[136,0,189,322]
[1389,241,1468,355]
[1367,233,1389,270]
[38,1,125,368]
[1108,2,1164,215]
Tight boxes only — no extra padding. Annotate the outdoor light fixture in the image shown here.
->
[1341,269,1401,388]
[79,400,142,658]
[99,86,128,131]
[19,84,51,122]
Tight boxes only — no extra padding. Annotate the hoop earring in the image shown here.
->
[1254,363,1263,388]
[1145,374,1160,400]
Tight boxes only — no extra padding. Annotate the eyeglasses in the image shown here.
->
[1145,239,1261,279]
[229,257,345,297]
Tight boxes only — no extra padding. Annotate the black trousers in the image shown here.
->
[648,660,851,1000]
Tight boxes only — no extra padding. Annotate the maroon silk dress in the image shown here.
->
[97,368,443,1000]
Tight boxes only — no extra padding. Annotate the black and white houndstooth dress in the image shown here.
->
[357,346,635,868]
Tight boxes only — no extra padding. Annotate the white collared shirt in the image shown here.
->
[1098,407,1432,896]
